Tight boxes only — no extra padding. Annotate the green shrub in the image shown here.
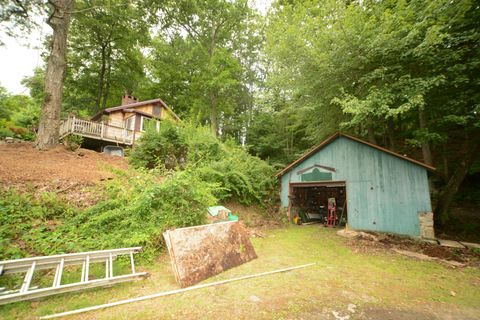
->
[62,134,84,151]
[0,126,14,139]
[130,122,275,205]
[65,169,217,259]
[0,168,218,261]
[0,189,77,260]
[130,121,187,169]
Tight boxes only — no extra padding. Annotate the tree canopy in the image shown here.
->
[1,0,479,224]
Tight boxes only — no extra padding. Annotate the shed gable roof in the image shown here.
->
[276,133,435,177]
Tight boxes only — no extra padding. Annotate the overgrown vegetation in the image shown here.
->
[63,168,217,259]
[0,86,39,140]
[0,189,76,260]
[130,122,276,205]
[0,170,216,261]
[0,124,275,261]
[61,134,84,151]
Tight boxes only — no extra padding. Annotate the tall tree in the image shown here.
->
[156,0,262,137]
[64,0,150,115]
[36,0,75,150]
[260,0,480,222]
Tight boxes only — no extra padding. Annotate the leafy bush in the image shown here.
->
[0,90,39,141]
[0,126,14,139]
[0,189,77,260]
[0,120,35,141]
[63,169,217,259]
[130,122,275,205]
[130,121,187,169]
[0,169,218,261]
[194,145,275,204]
[62,134,84,151]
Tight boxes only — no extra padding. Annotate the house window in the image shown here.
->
[125,116,135,130]
[141,116,160,132]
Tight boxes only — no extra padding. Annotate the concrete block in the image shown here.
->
[438,239,465,249]
[460,242,480,250]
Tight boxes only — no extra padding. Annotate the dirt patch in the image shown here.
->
[422,245,463,262]
[0,142,128,206]
[360,306,480,320]
[341,230,480,267]
[0,142,127,184]
[223,201,284,229]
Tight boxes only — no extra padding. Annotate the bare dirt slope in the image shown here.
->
[0,142,128,205]
[0,142,127,185]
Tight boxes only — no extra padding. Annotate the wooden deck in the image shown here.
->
[59,117,135,145]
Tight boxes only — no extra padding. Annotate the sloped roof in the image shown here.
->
[91,98,180,121]
[276,133,435,177]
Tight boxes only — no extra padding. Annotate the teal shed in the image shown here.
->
[277,133,435,238]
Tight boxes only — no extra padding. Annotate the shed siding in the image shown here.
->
[280,137,432,236]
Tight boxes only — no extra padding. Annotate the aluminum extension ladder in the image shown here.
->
[0,247,147,305]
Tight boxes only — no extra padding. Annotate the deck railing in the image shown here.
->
[59,117,135,145]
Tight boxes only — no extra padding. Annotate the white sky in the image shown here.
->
[0,27,48,94]
[0,0,272,95]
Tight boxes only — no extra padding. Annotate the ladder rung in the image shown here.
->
[53,258,64,288]
[20,261,36,293]
[105,257,109,279]
[109,253,113,278]
[130,252,136,274]
[81,261,86,283]
[83,255,89,282]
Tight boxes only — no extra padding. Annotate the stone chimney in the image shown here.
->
[121,94,138,105]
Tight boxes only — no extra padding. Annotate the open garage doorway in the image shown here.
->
[288,181,347,226]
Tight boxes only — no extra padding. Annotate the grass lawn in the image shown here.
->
[1,225,479,320]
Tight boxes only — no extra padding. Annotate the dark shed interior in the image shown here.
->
[290,184,347,226]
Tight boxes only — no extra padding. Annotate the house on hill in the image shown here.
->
[59,95,180,150]
[277,133,436,238]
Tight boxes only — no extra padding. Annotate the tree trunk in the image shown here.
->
[208,25,218,136]
[36,0,75,150]
[101,47,112,111]
[209,91,218,136]
[418,107,433,165]
[95,43,107,113]
[435,134,480,226]
[367,124,377,144]
[387,118,396,151]
[442,143,449,178]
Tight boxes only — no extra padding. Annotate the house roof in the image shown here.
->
[91,98,181,121]
[276,132,436,178]
[123,108,161,119]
